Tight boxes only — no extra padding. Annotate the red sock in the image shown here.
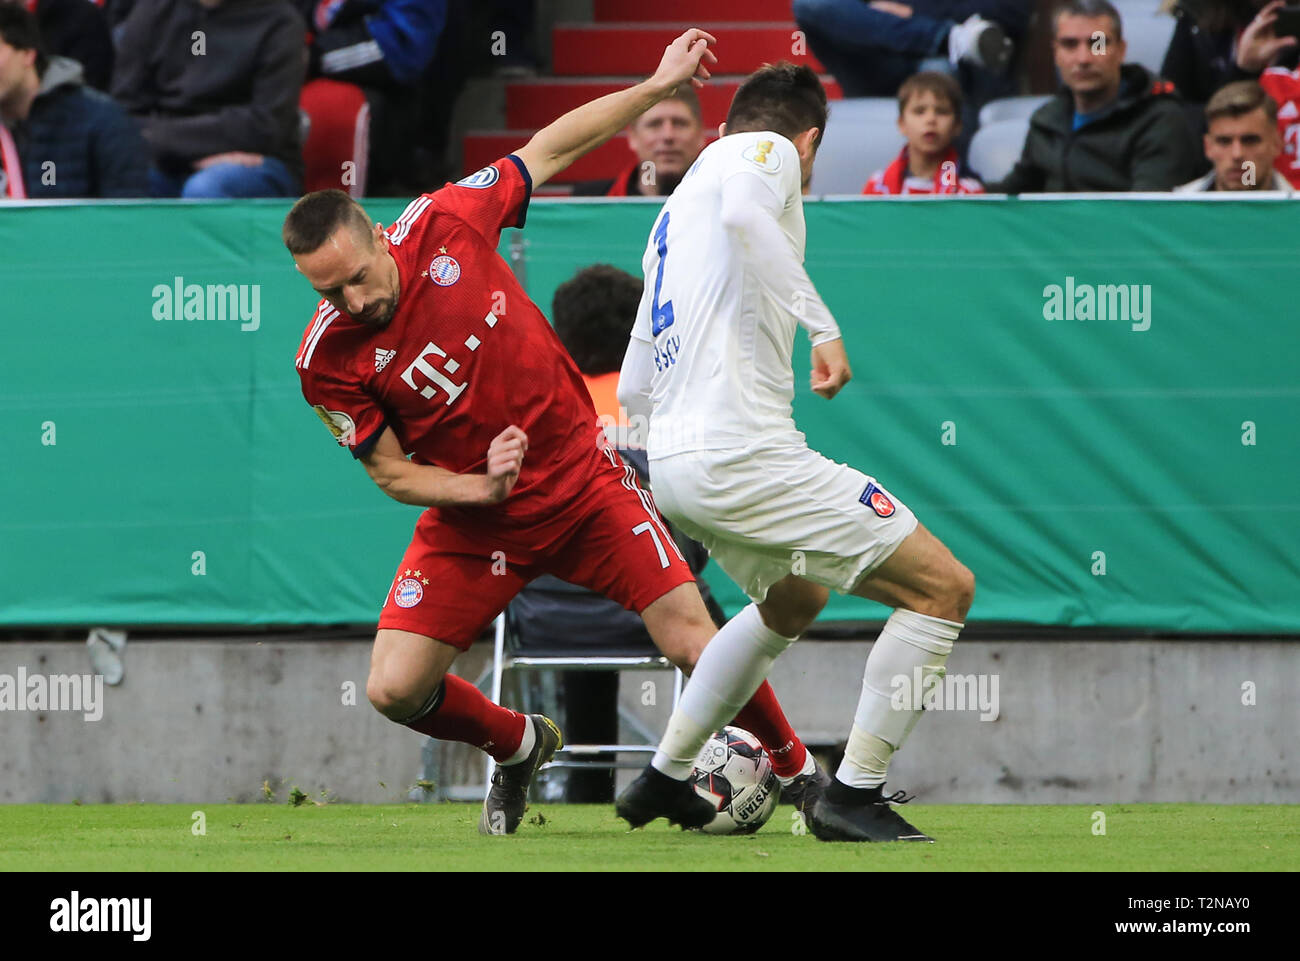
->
[403,674,526,762]
[732,680,807,778]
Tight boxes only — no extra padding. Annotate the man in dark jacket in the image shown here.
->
[990,0,1201,192]
[111,0,306,198]
[0,6,146,198]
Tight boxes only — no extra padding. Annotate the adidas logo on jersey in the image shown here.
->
[1279,100,1299,120]
[375,348,397,372]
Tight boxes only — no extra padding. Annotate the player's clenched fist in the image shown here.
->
[484,426,528,503]
[810,338,852,399]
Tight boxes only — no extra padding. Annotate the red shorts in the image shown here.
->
[377,447,696,648]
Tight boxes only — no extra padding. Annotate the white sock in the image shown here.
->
[836,608,962,788]
[777,749,817,787]
[838,727,896,789]
[651,603,796,780]
[501,715,536,766]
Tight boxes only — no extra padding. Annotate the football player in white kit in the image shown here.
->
[614,63,975,842]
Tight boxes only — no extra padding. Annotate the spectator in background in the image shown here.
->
[793,0,1023,95]
[112,0,305,199]
[990,0,1200,192]
[1,0,114,91]
[792,0,1030,158]
[300,0,447,195]
[1175,79,1293,190]
[1159,0,1298,134]
[863,70,984,193]
[572,87,707,197]
[552,265,651,423]
[0,6,147,198]
[1234,1,1300,71]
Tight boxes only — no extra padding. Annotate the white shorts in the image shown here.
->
[649,443,919,604]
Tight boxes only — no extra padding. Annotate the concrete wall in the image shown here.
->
[767,639,1295,804]
[1,636,1294,804]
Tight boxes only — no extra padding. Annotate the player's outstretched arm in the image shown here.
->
[513,28,717,189]
[360,425,527,507]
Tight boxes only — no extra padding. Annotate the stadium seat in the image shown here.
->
[809,97,905,195]
[551,22,825,76]
[299,78,370,197]
[967,118,1030,186]
[979,95,1052,127]
[1113,1,1177,76]
[480,604,684,791]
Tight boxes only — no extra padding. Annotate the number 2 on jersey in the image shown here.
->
[651,211,674,336]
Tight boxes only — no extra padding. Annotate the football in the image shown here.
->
[689,726,780,835]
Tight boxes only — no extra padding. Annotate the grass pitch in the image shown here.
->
[3,803,1294,872]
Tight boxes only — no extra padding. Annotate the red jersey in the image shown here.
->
[295,155,606,531]
[862,146,984,195]
[1261,66,1300,189]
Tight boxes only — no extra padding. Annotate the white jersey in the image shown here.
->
[631,130,808,458]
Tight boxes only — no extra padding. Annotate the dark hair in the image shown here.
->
[1054,0,1124,41]
[0,5,49,77]
[282,189,373,255]
[1206,79,1279,125]
[725,61,828,149]
[897,71,963,116]
[551,264,644,376]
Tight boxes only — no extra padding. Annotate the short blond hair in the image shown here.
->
[1205,81,1278,127]
[659,85,701,124]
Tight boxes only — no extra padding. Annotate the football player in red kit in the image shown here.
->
[282,29,825,834]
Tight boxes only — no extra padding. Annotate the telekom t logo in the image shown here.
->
[401,341,467,405]
[399,311,499,406]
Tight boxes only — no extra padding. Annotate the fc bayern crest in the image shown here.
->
[394,577,424,608]
[428,254,461,286]
[860,482,896,517]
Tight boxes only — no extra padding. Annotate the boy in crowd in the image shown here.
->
[863,72,983,194]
